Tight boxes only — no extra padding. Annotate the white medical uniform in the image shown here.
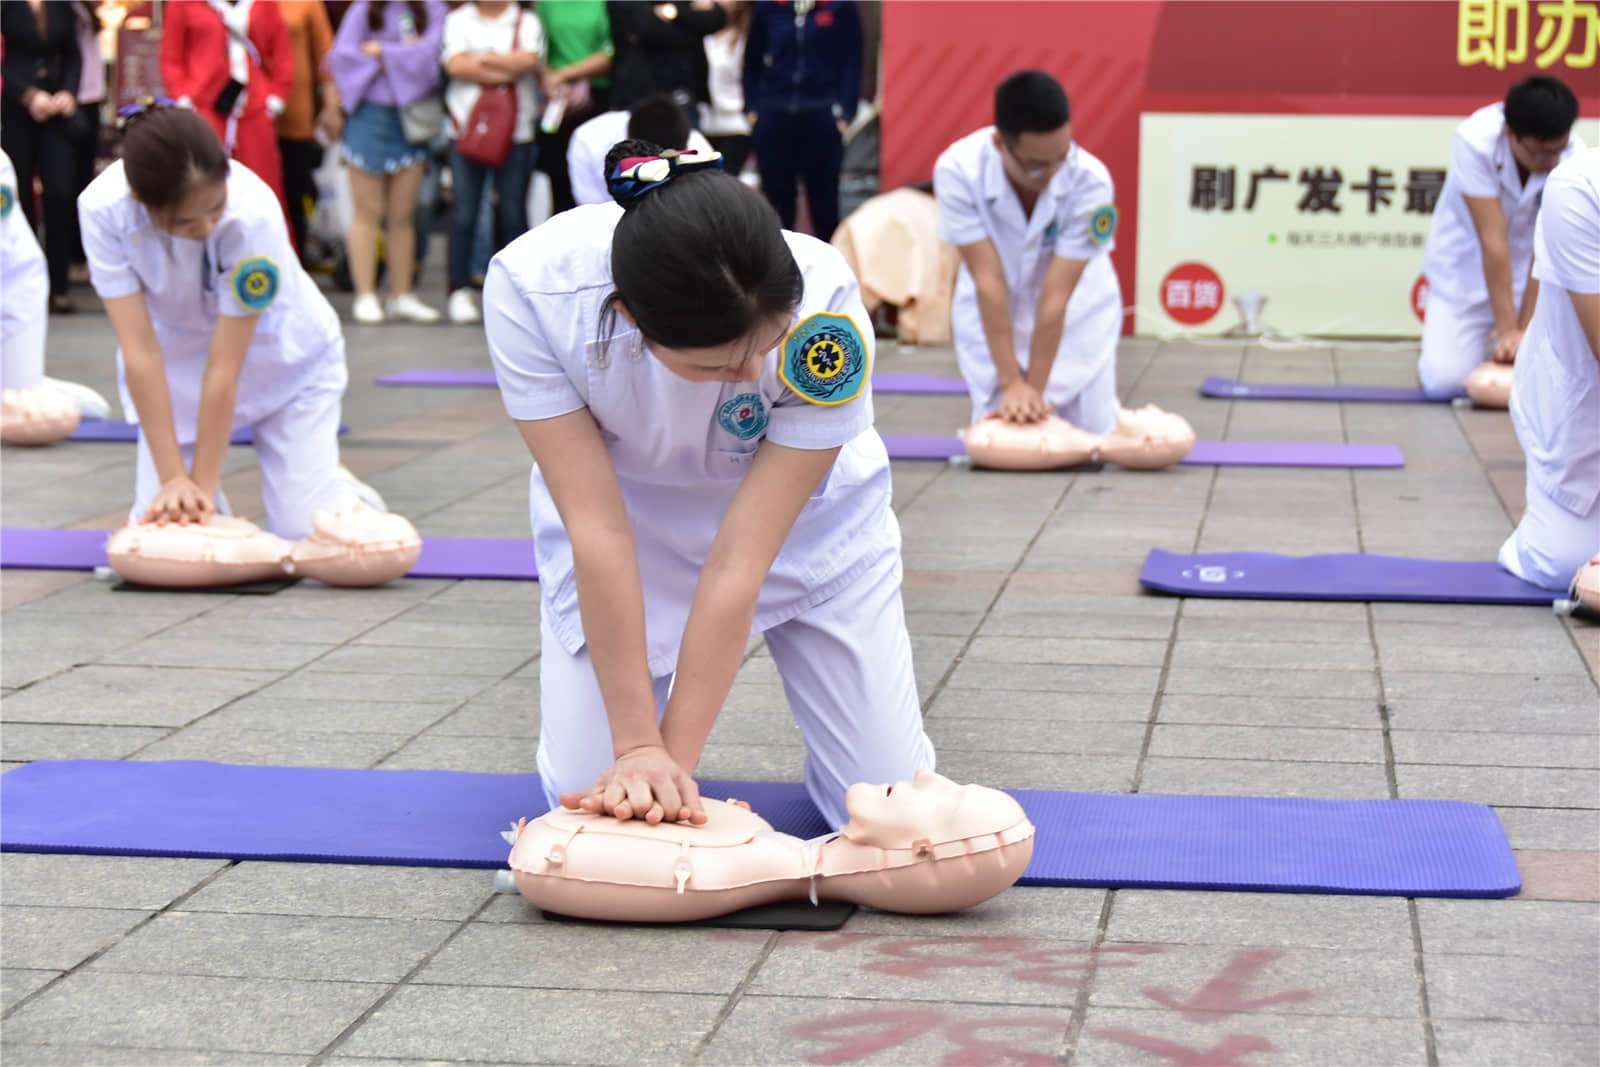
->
[1498,148,1600,591]
[0,149,48,392]
[934,127,1123,433]
[484,202,935,828]
[79,160,357,539]
[566,110,715,207]
[1417,103,1585,398]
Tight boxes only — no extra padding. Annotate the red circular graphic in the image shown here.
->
[1160,262,1225,326]
[1411,274,1428,322]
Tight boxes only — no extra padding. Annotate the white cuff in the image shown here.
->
[266,95,286,117]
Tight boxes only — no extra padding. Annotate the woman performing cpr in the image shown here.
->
[483,141,935,829]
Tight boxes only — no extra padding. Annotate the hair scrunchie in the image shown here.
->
[607,149,725,204]
[115,96,181,130]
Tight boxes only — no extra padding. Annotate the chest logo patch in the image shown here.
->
[717,392,769,440]
[0,183,14,219]
[231,256,280,312]
[780,312,868,406]
[1089,203,1118,246]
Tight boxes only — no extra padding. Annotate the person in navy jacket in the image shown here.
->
[743,0,861,241]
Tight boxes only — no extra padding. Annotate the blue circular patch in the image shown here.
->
[230,256,280,312]
[780,312,868,406]
[717,392,769,440]
[0,183,14,220]
[1089,203,1118,246]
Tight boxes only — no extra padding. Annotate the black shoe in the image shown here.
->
[49,294,76,315]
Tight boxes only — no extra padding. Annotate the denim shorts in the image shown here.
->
[342,101,427,175]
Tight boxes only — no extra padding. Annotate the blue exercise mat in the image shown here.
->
[1198,376,1461,403]
[1140,548,1555,605]
[0,760,1520,897]
[67,421,348,443]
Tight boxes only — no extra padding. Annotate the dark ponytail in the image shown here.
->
[119,106,230,213]
[601,139,803,352]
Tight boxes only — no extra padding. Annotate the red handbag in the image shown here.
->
[455,13,522,168]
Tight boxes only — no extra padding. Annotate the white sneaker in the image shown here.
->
[40,377,111,419]
[389,293,441,324]
[336,464,388,512]
[352,293,385,324]
[447,288,480,325]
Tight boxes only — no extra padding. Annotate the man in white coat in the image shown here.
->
[1417,75,1582,398]
[933,69,1122,431]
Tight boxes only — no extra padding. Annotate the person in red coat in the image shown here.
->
[159,0,295,233]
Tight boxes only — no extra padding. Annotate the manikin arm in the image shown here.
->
[1022,255,1089,392]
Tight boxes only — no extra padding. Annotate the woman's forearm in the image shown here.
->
[121,346,186,484]
[570,535,668,757]
[658,566,761,770]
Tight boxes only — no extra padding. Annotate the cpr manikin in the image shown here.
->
[105,509,422,587]
[1464,361,1514,409]
[507,771,1035,922]
[962,405,1195,471]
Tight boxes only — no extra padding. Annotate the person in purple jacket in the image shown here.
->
[742,0,861,242]
[327,0,447,324]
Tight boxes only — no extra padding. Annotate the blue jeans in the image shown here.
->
[449,141,537,291]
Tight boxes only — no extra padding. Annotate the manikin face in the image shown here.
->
[993,123,1073,194]
[149,178,228,241]
[619,305,790,384]
[841,770,1027,850]
[1506,129,1569,175]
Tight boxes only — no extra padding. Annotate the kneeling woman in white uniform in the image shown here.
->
[1499,147,1600,590]
[79,104,368,538]
[484,139,936,829]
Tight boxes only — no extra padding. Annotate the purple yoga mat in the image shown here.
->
[1139,548,1554,605]
[873,373,968,395]
[66,422,348,443]
[1200,376,1460,404]
[879,437,1405,468]
[0,760,1521,896]
[0,528,540,582]
[376,368,971,396]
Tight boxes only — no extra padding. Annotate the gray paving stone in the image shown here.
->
[415,922,767,993]
[1380,642,1590,676]
[1391,730,1600,769]
[1076,1006,1427,1067]
[926,688,1153,723]
[1,723,169,761]
[256,670,494,705]
[459,675,540,709]
[988,590,1177,618]
[1106,892,1414,951]
[331,985,723,1064]
[201,696,452,736]
[306,644,532,677]
[1425,952,1599,1023]
[353,618,541,651]
[1169,640,1375,672]
[0,665,283,727]
[980,611,1175,640]
[929,717,1146,755]
[427,701,540,739]
[1160,667,1378,701]
[1,968,60,1013]
[1156,694,1378,729]
[1147,724,1384,763]
[1383,671,1599,704]
[96,634,331,672]
[1178,599,1371,622]
[3,971,383,1054]
[1176,617,1372,644]
[846,886,1108,940]
[1492,807,1600,850]
[946,661,1162,695]
[692,741,807,782]
[1088,943,1420,1018]
[1397,763,1600,808]
[904,609,986,636]
[183,862,493,921]
[0,1046,304,1066]
[376,731,536,774]
[700,994,1071,1066]
[1384,697,1599,735]
[88,910,456,983]
[0,854,226,909]
[934,750,1138,792]
[1417,899,1599,959]
[964,636,1169,667]
[156,613,382,646]
[1138,758,1392,799]
[133,723,409,769]
[1433,1020,1600,1067]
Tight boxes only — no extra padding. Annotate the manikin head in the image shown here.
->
[1503,75,1579,176]
[119,104,231,241]
[992,70,1073,196]
[602,139,802,384]
[842,770,1028,851]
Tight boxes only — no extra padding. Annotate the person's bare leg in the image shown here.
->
[384,162,425,299]
[346,166,386,299]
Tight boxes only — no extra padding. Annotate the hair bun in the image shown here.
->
[604,140,724,208]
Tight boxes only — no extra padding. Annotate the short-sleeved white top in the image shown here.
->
[1421,102,1586,309]
[567,110,715,207]
[484,202,898,675]
[442,3,545,146]
[78,160,345,440]
[1511,147,1600,516]
[1,148,48,390]
[933,127,1121,382]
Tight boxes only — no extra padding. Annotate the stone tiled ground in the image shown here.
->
[2,285,1597,1065]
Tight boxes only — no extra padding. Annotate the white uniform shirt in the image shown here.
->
[1512,147,1600,517]
[484,203,897,676]
[933,127,1121,396]
[78,160,345,441]
[1421,102,1586,310]
[0,149,48,390]
[442,3,545,146]
[567,110,715,206]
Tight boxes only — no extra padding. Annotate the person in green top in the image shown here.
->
[537,0,614,212]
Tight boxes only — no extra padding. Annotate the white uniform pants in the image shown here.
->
[958,295,1122,434]
[1498,477,1600,591]
[536,549,937,829]
[132,377,357,540]
[0,222,47,392]
[1417,294,1493,400]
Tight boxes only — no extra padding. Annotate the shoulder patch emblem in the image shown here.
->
[0,183,14,219]
[780,312,869,406]
[1089,203,1118,246]
[230,256,280,312]
[717,392,769,440]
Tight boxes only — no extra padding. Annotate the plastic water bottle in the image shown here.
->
[539,91,567,135]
